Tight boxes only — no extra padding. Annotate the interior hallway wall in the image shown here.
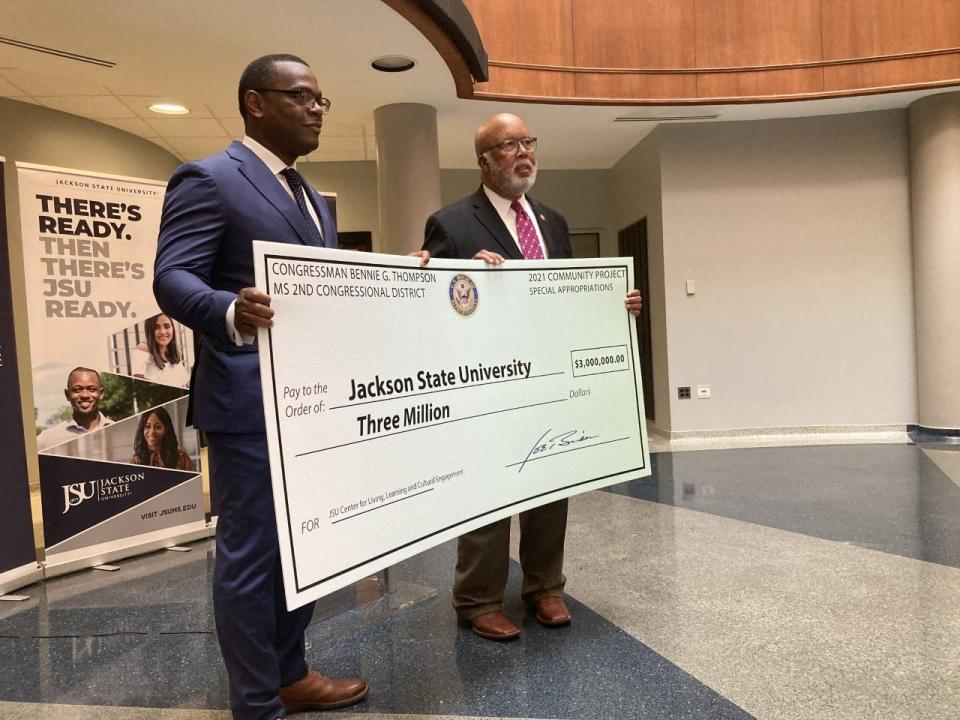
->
[657,111,917,432]
[0,98,180,491]
[298,164,618,255]
[439,168,614,253]
[299,161,380,249]
[296,117,921,434]
[608,129,669,429]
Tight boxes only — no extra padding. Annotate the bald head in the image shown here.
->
[475,113,537,200]
[474,113,526,157]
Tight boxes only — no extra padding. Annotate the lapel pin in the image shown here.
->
[539,213,546,221]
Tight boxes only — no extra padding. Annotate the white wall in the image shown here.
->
[439,168,614,252]
[658,111,917,431]
[608,129,670,428]
[299,161,380,249]
[299,164,614,256]
[11,101,906,436]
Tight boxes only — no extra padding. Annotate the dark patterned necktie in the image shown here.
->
[280,167,324,246]
[510,200,545,259]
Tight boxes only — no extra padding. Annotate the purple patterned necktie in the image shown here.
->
[511,200,545,259]
[280,167,324,247]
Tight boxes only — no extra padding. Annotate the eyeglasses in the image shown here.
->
[255,88,331,114]
[480,136,537,155]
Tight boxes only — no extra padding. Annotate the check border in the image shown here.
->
[261,253,649,594]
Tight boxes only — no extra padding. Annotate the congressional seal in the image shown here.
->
[449,273,478,316]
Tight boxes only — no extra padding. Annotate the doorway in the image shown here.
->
[618,218,655,422]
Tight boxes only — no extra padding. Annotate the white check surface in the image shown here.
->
[254,242,650,608]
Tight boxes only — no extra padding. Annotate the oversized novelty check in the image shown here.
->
[254,241,650,608]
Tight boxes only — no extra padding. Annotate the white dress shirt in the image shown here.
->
[36,413,114,452]
[227,136,324,345]
[482,184,548,258]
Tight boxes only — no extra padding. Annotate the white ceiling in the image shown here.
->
[0,0,954,169]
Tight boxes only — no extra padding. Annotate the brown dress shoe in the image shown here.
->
[534,596,571,626]
[278,668,368,712]
[469,610,521,640]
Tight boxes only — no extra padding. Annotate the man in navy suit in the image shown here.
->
[153,55,366,720]
[423,113,642,641]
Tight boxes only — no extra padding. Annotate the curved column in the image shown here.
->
[374,104,442,255]
[908,92,960,432]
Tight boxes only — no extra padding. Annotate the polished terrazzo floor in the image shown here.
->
[2,440,959,720]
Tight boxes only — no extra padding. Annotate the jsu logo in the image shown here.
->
[62,482,97,513]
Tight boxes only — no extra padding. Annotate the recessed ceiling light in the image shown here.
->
[371,55,416,73]
[149,102,189,115]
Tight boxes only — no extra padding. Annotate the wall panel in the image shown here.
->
[822,0,960,60]
[694,0,823,67]
[475,66,576,99]
[824,54,960,93]
[696,67,823,99]
[571,0,695,69]
[574,72,698,102]
[464,0,960,103]
[466,0,574,66]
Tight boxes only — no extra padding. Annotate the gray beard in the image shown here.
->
[490,162,537,197]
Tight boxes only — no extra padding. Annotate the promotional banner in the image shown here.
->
[0,158,42,595]
[16,163,207,574]
[254,244,651,607]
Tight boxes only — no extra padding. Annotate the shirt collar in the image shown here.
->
[482,184,529,217]
[66,412,106,431]
[242,136,294,176]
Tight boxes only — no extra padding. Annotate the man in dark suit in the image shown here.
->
[153,55,366,720]
[423,112,642,641]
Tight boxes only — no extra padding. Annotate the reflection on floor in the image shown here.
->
[2,440,959,720]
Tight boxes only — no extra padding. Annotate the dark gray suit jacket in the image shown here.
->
[423,186,572,261]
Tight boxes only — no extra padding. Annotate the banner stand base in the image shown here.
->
[43,523,214,581]
[0,564,43,598]
[378,580,437,613]
[307,577,437,646]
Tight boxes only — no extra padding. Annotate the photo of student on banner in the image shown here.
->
[36,367,114,451]
[132,313,190,388]
[39,372,188,460]
[130,405,195,471]
[108,313,193,389]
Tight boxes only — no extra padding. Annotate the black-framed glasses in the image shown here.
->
[480,136,537,155]
[255,88,331,114]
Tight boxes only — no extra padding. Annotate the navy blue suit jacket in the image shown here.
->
[154,141,337,433]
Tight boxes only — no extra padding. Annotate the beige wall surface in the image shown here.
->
[299,165,614,255]
[908,93,960,430]
[439,168,614,252]
[299,161,381,250]
[1,98,924,446]
[658,111,917,431]
[0,98,180,490]
[607,129,669,428]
